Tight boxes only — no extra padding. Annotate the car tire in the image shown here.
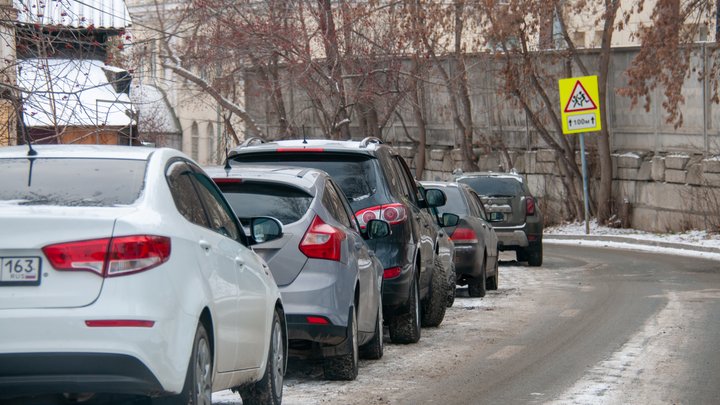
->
[446,265,456,307]
[154,323,212,405]
[527,242,543,267]
[486,257,499,291]
[323,305,359,380]
[468,254,487,298]
[239,309,285,405]
[360,303,384,360]
[421,257,448,327]
[388,276,421,344]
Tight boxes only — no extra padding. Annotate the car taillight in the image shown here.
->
[299,216,346,261]
[526,197,535,216]
[383,267,401,279]
[450,228,478,244]
[213,178,242,184]
[43,235,171,277]
[355,204,407,228]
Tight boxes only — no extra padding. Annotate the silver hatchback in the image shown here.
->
[204,165,389,381]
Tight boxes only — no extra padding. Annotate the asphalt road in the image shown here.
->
[214,243,720,404]
[399,244,720,405]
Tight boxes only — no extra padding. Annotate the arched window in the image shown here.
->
[191,121,199,161]
[206,122,215,164]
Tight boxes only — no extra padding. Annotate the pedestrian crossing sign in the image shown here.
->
[559,75,601,134]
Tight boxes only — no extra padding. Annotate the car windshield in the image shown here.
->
[216,181,313,225]
[434,187,469,216]
[0,158,147,206]
[230,152,384,210]
[457,177,524,197]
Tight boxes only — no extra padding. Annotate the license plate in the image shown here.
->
[0,257,41,286]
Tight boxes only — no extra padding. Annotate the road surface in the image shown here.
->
[213,243,720,404]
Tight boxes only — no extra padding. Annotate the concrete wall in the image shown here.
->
[245,46,720,232]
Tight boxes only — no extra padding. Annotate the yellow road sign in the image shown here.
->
[559,75,601,134]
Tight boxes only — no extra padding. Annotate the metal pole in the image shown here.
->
[580,132,590,234]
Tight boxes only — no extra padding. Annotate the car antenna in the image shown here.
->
[224,147,231,173]
[13,96,37,156]
[302,125,307,144]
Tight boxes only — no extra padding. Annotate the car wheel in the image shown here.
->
[323,305,359,380]
[486,257,499,291]
[421,257,448,327]
[446,265,456,307]
[468,254,487,298]
[239,309,285,405]
[527,242,543,267]
[360,303,384,360]
[388,276,421,344]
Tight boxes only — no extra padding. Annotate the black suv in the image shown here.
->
[448,170,544,266]
[228,137,452,343]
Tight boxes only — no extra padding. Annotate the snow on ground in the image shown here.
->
[547,239,720,262]
[545,220,720,250]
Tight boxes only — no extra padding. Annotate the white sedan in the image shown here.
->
[0,145,287,405]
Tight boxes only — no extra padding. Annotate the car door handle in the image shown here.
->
[235,257,245,267]
[482,223,487,229]
[368,250,375,257]
[199,240,211,251]
[355,243,364,250]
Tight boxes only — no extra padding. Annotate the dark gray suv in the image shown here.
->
[448,171,544,266]
[227,137,454,344]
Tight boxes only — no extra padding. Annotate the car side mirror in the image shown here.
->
[441,213,459,227]
[250,217,283,244]
[365,219,391,239]
[488,212,504,222]
[424,189,447,208]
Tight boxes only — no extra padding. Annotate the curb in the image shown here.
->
[544,234,720,255]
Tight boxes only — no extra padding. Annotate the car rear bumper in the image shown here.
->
[453,244,482,277]
[495,229,529,248]
[0,352,166,400]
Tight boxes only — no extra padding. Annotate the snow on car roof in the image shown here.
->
[203,165,321,191]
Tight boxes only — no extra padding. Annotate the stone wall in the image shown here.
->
[403,145,720,232]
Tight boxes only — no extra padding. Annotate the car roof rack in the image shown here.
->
[360,136,383,148]
[239,137,266,148]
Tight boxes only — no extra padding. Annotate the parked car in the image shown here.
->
[416,182,458,307]
[0,145,287,405]
[204,165,388,380]
[449,170,544,266]
[227,137,451,343]
[421,181,503,297]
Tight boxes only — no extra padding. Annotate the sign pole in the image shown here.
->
[580,133,590,235]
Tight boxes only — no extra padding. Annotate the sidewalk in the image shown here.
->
[543,221,720,257]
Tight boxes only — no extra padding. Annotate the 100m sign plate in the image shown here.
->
[1,257,41,286]
[566,113,598,131]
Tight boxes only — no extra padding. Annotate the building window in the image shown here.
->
[191,121,199,161]
[206,122,214,164]
[572,32,585,48]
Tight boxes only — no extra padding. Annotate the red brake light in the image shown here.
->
[306,316,330,324]
[43,235,171,277]
[277,148,324,152]
[383,267,401,279]
[213,178,242,184]
[450,228,478,244]
[526,197,535,216]
[299,216,346,261]
[355,204,407,228]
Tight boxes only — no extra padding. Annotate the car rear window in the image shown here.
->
[0,158,147,206]
[230,152,386,210]
[217,181,313,225]
[434,187,469,217]
[457,177,524,197]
